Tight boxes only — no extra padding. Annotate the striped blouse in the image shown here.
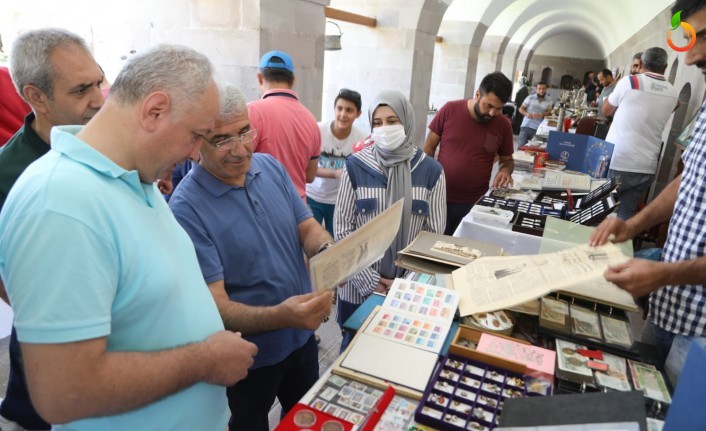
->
[333,147,446,304]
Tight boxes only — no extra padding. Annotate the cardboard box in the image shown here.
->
[547,131,614,177]
[449,325,529,375]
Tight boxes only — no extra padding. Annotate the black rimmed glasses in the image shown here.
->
[197,129,258,152]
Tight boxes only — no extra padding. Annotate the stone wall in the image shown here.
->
[525,54,604,89]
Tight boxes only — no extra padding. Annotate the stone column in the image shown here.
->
[147,0,328,118]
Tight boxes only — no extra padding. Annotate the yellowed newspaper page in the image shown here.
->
[452,243,630,315]
[309,199,403,292]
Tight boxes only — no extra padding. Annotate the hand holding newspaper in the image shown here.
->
[452,242,634,316]
[309,199,403,293]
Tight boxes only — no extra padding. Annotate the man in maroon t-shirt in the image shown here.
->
[424,72,514,235]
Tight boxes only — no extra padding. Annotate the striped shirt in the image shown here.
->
[652,102,706,336]
[334,147,446,304]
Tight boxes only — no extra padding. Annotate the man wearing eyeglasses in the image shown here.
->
[0,45,258,431]
[169,83,334,431]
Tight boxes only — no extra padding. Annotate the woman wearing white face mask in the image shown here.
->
[333,90,447,351]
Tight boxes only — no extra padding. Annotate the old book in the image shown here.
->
[335,279,460,395]
[398,231,503,268]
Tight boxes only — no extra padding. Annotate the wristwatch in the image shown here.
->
[317,242,333,255]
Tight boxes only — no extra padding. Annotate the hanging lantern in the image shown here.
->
[325,21,342,51]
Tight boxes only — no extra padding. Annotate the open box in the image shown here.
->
[511,213,546,237]
[275,403,354,431]
[414,352,551,431]
[449,325,555,390]
[449,325,528,375]
[470,205,515,229]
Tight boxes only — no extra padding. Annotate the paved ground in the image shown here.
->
[0,335,8,400]
[268,314,343,429]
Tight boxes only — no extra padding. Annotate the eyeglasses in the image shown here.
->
[199,129,258,151]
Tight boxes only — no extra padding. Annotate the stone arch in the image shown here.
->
[653,83,691,199]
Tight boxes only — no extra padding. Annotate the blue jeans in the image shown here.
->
[307,197,335,236]
[607,169,655,220]
[664,332,705,389]
[641,320,703,388]
[0,328,50,429]
[518,127,538,147]
[642,320,675,368]
[337,299,362,353]
[227,335,319,431]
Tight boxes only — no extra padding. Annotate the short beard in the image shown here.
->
[473,101,492,123]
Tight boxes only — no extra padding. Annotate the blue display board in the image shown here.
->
[547,131,615,178]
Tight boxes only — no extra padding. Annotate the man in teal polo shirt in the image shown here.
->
[0,44,257,430]
[169,83,333,431]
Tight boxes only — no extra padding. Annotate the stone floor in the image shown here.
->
[268,314,343,430]
[0,335,9,400]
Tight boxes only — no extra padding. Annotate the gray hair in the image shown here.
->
[642,47,668,73]
[9,28,91,101]
[216,82,248,122]
[633,52,643,61]
[110,44,215,116]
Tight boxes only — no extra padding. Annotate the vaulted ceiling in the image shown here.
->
[444,0,674,59]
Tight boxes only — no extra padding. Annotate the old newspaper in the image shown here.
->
[452,242,631,316]
[309,199,403,293]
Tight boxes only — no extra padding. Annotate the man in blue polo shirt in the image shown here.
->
[169,83,334,431]
[0,45,257,431]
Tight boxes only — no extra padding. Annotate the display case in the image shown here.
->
[414,354,549,431]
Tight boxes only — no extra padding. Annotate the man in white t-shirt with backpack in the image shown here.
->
[306,88,366,235]
[602,47,678,220]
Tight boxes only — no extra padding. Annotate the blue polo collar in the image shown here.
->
[190,156,263,197]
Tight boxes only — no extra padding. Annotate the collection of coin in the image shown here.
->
[415,355,529,431]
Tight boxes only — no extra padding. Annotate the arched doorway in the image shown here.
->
[541,67,552,86]
[652,83,691,199]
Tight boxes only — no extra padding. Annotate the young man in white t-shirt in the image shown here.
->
[306,89,366,235]
[602,47,678,220]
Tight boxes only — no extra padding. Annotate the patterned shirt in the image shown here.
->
[652,102,706,336]
[334,147,446,304]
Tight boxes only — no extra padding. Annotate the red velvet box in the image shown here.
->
[275,403,354,431]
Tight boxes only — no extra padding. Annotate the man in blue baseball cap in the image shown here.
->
[248,50,321,202]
